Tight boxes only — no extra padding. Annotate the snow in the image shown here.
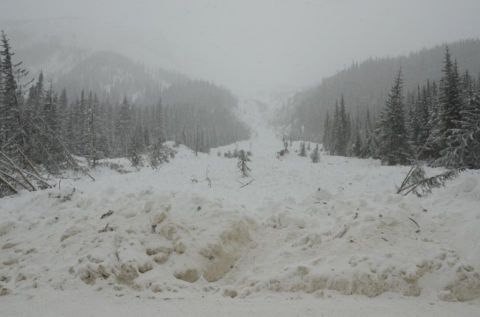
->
[1,99,480,316]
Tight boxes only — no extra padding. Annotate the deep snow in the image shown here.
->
[1,99,480,316]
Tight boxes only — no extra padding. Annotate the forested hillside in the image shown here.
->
[0,32,249,196]
[279,39,480,141]
[277,40,480,171]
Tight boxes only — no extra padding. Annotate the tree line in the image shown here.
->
[320,47,479,169]
[0,31,250,177]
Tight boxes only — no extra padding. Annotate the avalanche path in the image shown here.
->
[1,99,480,316]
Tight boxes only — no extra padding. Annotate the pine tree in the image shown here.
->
[335,95,349,156]
[423,81,442,159]
[115,97,132,156]
[416,85,431,153]
[154,98,166,144]
[237,150,251,177]
[377,69,411,165]
[85,92,97,166]
[440,72,480,168]
[351,115,363,157]
[44,84,59,134]
[310,144,320,163]
[0,31,24,157]
[58,88,69,139]
[322,111,331,152]
[299,141,307,157]
[362,108,375,158]
[128,124,145,168]
[438,47,463,151]
[42,85,63,170]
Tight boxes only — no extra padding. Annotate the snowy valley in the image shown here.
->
[1,100,480,316]
[2,1,480,316]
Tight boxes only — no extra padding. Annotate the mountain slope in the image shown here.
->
[279,39,480,139]
[296,39,480,112]
[55,51,187,104]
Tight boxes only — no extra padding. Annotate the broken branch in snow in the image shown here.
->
[99,223,114,233]
[0,172,18,194]
[397,164,462,197]
[101,210,114,219]
[0,151,37,191]
[0,170,31,191]
[335,225,349,239]
[408,217,421,233]
[239,178,255,189]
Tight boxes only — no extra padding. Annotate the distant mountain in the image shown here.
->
[54,51,187,104]
[5,20,188,104]
[280,39,480,139]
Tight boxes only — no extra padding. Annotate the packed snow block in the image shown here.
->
[60,226,81,242]
[0,287,11,296]
[174,268,200,283]
[199,220,253,282]
[252,264,425,298]
[151,212,167,225]
[114,263,139,285]
[77,264,111,285]
[441,265,480,301]
[0,221,16,237]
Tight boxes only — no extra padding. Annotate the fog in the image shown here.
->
[2,0,480,95]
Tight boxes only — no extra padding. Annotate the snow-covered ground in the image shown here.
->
[1,100,480,316]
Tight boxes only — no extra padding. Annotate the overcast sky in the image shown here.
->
[2,0,480,96]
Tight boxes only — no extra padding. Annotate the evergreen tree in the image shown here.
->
[58,88,69,139]
[361,108,375,158]
[299,141,307,157]
[440,72,480,168]
[322,111,331,152]
[0,31,24,157]
[116,97,132,156]
[155,98,166,144]
[350,115,363,157]
[85,92,97,166]
[128,124,145,168]
[438,47,463,151]
[237,150,251,177]
[423,81,443,159]
[310,144,320,163]
[330,102,340,154]
[334,95,349,156]
[377,69,411,165]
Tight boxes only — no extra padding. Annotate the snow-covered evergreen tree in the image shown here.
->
[322,111,331,152]
[440,71,480,168]
[299,141,307,157]
[377,69,411,165]
[310,144,320,163]
[116,97,133,156]
[237,150,251,177]
[0,31,24,158]
[437,47,463,155]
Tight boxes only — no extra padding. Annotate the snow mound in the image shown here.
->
[1,134,480,304]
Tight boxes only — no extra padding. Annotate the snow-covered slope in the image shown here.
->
[1,100,480,316]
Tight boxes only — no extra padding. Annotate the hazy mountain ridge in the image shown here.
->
[289,39,480,114]
[54,51,188,104]
[276,39,480,141]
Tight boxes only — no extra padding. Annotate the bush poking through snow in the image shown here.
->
[128,150,143,169]
[148,142,175,169]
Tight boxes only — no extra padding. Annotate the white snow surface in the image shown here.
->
[1,99,480,316]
